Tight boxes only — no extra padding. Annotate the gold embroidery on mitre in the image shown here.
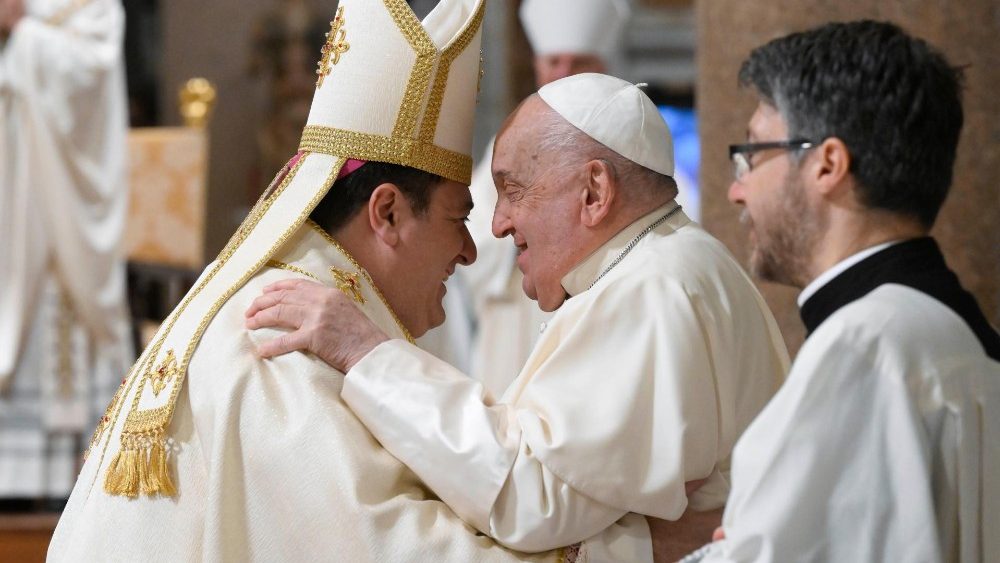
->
[149,349,180,396]
[331,267,366,305]
[316,6,350,88]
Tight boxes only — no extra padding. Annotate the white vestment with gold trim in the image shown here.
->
[49,224,559,562]
[342,204,791,560]
[0,0,131,497]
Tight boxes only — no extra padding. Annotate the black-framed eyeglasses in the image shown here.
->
[728,140,816,183]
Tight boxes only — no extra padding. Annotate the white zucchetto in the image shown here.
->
[538,72,675,177]
[519,0,631,58]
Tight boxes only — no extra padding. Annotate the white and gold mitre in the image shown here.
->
[519,0,630,58]
[301,0,485,183]
[91,0,487,499]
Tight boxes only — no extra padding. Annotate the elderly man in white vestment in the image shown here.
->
[693,20,1000,563]
[48,0,575,560]
[418,0,630,390]
[0,0,132,501]
[246,73,791,561]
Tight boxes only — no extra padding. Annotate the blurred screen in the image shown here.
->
[658,105,700,221]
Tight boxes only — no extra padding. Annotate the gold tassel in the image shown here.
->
[119,448,141,498]
[103,432,178,498]
[137,440,152,494]
[147,437,177,496]
[105,435,141,498]
[103,449,124,494]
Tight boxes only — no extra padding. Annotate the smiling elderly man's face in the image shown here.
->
[489,97,590,312]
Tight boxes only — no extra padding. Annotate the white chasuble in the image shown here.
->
[49,224,559,562]
[0,0,131,497]
[342,204,790,560]
[702,286,1000,563]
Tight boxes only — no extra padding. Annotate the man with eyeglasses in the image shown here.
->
[696,20,1000,563]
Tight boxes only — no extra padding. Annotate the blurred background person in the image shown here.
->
[0,0,132,509]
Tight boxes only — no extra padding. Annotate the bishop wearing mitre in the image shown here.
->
[48,0,562,560]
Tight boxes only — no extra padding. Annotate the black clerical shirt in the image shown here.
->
[799,237,1000,361]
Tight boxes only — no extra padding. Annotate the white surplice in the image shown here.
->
[702,285,1000,563]
[49,224,559,562]
[0,0,131,497]
[342,204,790,560]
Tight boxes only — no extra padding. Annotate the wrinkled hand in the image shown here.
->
[244,278,389,372]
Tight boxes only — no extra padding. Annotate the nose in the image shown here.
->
[492,199,514,240]
[728,179,746,206]
[458,223,477,266]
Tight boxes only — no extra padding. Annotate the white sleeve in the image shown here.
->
[342,340,627,552]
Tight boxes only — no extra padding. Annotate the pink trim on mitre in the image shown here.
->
[286,151,305,170]
[338,158,366,179]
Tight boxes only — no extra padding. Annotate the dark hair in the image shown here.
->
[308,161,442,232]
[738,20,964,228]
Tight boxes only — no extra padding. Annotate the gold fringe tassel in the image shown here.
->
[103,433,177,498]
[148,436,177,496]
[102,449,124,494]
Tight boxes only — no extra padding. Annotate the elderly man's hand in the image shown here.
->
[245,278,389,372]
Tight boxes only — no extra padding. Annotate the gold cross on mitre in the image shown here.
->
[331,267,366,304]
[316,6,350,88]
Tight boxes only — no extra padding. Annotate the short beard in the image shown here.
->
[749,169,823,288]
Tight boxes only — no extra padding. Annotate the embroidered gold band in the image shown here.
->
[266,260,321,281]
[99,154,326,498]
[299,126,472,185]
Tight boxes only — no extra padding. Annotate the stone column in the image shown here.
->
[697,1,1000,355]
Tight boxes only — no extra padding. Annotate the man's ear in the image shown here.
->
[810,137,852,198]
[579,159,616,227]
[368,183,405,246]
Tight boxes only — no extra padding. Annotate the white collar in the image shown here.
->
[560,201,689,297]
[797,240,903,307]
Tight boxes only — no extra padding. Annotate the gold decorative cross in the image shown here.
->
[316,6,350,88]
[149,350,180,396]
[331,267,366,305]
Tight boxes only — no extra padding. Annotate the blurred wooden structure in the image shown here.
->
[125,77,214,269]
[125,78,215,348]
[0,514,58,562]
